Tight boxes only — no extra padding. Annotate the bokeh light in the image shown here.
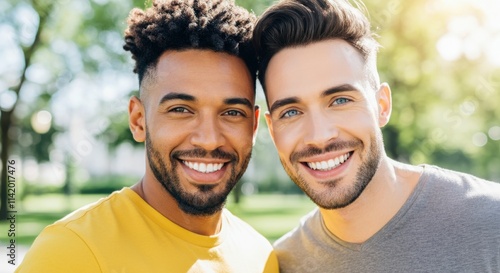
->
[31,110,52,134]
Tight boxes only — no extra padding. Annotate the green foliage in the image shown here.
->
[366,0,500,180]
[79,175,137,194]
[97,90,141,150]
[236,0,275,15]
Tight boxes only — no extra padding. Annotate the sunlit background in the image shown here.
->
[0,0,499,270]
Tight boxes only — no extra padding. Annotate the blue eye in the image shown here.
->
[332,97,351,105]
[282,109,300,118]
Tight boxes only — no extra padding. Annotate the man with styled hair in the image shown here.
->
[17,1,278,272]
[253,0,500,272]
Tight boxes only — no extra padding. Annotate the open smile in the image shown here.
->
[302,152,352,171]
[178,159,230,184]
[182,161,225,173]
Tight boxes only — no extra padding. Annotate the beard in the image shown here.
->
[145,129,251,216]
[282,134,382,209]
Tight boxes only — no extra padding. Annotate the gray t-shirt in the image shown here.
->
[274,165,500,272]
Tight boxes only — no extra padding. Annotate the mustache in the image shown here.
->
[290,140,361,162]
[172,148,237,162]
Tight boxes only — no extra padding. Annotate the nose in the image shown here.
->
[303,110,340,148]
[190,115,225,151]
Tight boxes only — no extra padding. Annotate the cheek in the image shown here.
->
[271,123,301,159]
[337,110,379,140]
[349,107,379,126]
[224,121,255,146]
[150,120,192,148]
[226,120,254,133]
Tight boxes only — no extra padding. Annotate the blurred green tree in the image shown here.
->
[1,0,55,220]
[365,0,500,180]
[0,0,145,219]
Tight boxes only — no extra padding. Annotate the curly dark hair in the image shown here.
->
[253,0,379,92]
[123,0,257,89]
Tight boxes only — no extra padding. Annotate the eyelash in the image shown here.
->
[168,107,246,117]
[169,107,190,113]
[278,97,352,119]
[223,110,246,117]
[280,109,300,119]
[332,97,351,105]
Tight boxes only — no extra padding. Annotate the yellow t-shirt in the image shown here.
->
[17,188,279,273]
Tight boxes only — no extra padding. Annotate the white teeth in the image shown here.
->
[183,161,224,173]
[321,161,328,169]
[328,159,335,166]
[306,153,350,171]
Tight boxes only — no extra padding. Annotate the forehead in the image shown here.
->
[265,39,366,103]
[144,49,254,103]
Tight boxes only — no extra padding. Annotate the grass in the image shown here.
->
[0,193,316,247]
[227,194,316,242]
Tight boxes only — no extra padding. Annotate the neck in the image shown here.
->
[320,158,422,243]
[131,175,223,236]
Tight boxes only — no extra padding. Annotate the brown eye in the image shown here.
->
[169,107,190,113]
[224,110,245,117]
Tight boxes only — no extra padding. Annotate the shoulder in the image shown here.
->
[272,209,323,272]
[17,224,101,272]
[420,165,500,223]
[56,188,132,228]
[221,209,280,272]
[17,188,134,272]
[273,208,321,254]
[222,209,272,247]
[423,165,500,200]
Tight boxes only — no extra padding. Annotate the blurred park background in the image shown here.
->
[1,0,500,269]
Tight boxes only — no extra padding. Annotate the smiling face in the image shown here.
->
[264,39,391,209]
[129,50,259,216]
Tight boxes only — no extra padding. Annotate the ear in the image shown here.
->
[129,96,146,142]
[264,111,276,145]
[252,105,261,146]
[377,83,392,127]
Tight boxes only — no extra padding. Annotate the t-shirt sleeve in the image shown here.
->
[16,224,101,273]
[262,250,280,273]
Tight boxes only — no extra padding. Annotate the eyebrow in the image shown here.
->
[321,84,360,97]
[269,97,300,115]
[158,93,252,109]
[159,92,196,105]
[269,84,360,115]
[224,98,253,110]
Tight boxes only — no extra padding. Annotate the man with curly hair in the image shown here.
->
[17,1,278,272]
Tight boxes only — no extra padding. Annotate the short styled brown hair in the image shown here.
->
[253,0,379,91]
